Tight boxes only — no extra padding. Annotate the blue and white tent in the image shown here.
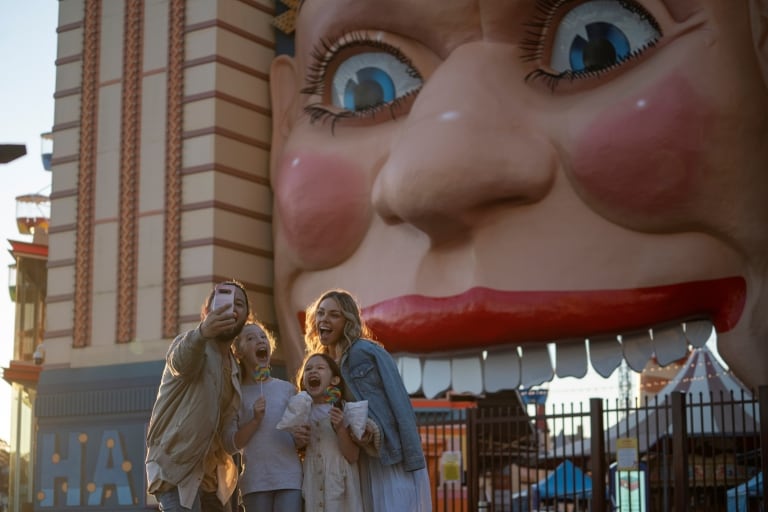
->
[532,459,593,503]
[726,472,762,512]
[550,346,760,456]
[607,346,760,452]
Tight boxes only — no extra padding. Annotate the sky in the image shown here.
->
[0,2,728,445]
[0,2,58,443]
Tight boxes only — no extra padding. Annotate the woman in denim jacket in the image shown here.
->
[304,289,431,511]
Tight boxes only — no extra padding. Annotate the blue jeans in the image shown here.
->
[155,489,231,512]
[155,488,201,512]
[242,490,302,512]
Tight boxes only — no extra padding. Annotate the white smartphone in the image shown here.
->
[211,284,237,311]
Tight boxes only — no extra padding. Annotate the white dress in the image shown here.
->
[302,404,364,512]
[361,453,433,512]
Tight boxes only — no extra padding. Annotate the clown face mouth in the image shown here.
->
[391,318,716,398]
[358,278,744,398]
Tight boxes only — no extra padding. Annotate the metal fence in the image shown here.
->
[417,386,766,512]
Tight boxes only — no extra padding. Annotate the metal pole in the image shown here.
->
[590,397,606,512]
[671,391,688,511]
[467,407,479,511]
[759,385,767,511]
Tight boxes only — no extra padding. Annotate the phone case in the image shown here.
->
[212,284,236,310]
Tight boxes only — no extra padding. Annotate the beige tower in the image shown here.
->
[35,1,281,509]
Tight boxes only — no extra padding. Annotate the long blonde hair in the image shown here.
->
[303,289,374,356]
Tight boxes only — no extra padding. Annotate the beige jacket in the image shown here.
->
[145,326,241,508]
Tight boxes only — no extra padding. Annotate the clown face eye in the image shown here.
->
[330,52,422,111]
[303,32,425,128]
[522,0,662,89]
[551,0,660,74]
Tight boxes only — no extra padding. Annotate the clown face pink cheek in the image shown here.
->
[570,74,713,225]
[275,152,372,269]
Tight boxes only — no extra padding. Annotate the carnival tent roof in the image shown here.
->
[727,472,762,512]
[533,459,593,500]
[613,346,758,447]
[550,346,759,455]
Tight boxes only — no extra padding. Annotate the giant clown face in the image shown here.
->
[269,0,768,394]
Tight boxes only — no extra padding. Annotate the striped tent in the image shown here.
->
[550,346,760,456]
[606,345,760,452]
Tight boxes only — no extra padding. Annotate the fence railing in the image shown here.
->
[416,386,766,512]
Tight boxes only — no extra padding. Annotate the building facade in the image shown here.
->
[24,1,281,509]
[6,0,766,509]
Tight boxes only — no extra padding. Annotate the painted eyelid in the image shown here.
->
[305,32,414,91]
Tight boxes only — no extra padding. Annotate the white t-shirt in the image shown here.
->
[237,378,303,495]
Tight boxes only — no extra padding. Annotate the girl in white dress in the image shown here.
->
[298,353,364,512]
[304,290,432,512]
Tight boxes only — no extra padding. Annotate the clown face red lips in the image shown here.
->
[361,278,744,353]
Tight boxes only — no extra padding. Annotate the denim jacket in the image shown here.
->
[340,339,425,471]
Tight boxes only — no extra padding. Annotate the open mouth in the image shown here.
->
[307,376,322,388]
[392,317,717,398]
[299,277,746,398]
[256,348,268,359]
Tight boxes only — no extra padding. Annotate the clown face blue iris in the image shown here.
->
[331,52,421,111]
[550,0,660,75]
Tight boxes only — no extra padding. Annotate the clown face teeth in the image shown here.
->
[555,339,589,379]
[621,330,654,372]
[651,324,689,367]
[450,355,483,395]
[393,319,716,399]
[519,345,555,388]
[587,334,623,378]
[483,349,521,393]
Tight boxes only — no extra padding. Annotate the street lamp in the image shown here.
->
[0,144,26,164]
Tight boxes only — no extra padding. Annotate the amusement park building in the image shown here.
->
[3,1,289,510]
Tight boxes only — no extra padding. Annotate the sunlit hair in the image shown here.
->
[303,289,375,355]
[296,352,347,400]
[232,320,277,382]
[201,279,252,321]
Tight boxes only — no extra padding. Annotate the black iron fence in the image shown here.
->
[416,386,766,512]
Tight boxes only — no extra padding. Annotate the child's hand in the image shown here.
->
[252,396,266,423]
[329,407,344,432]
[352,422,374,446]
[292,424,310,449]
